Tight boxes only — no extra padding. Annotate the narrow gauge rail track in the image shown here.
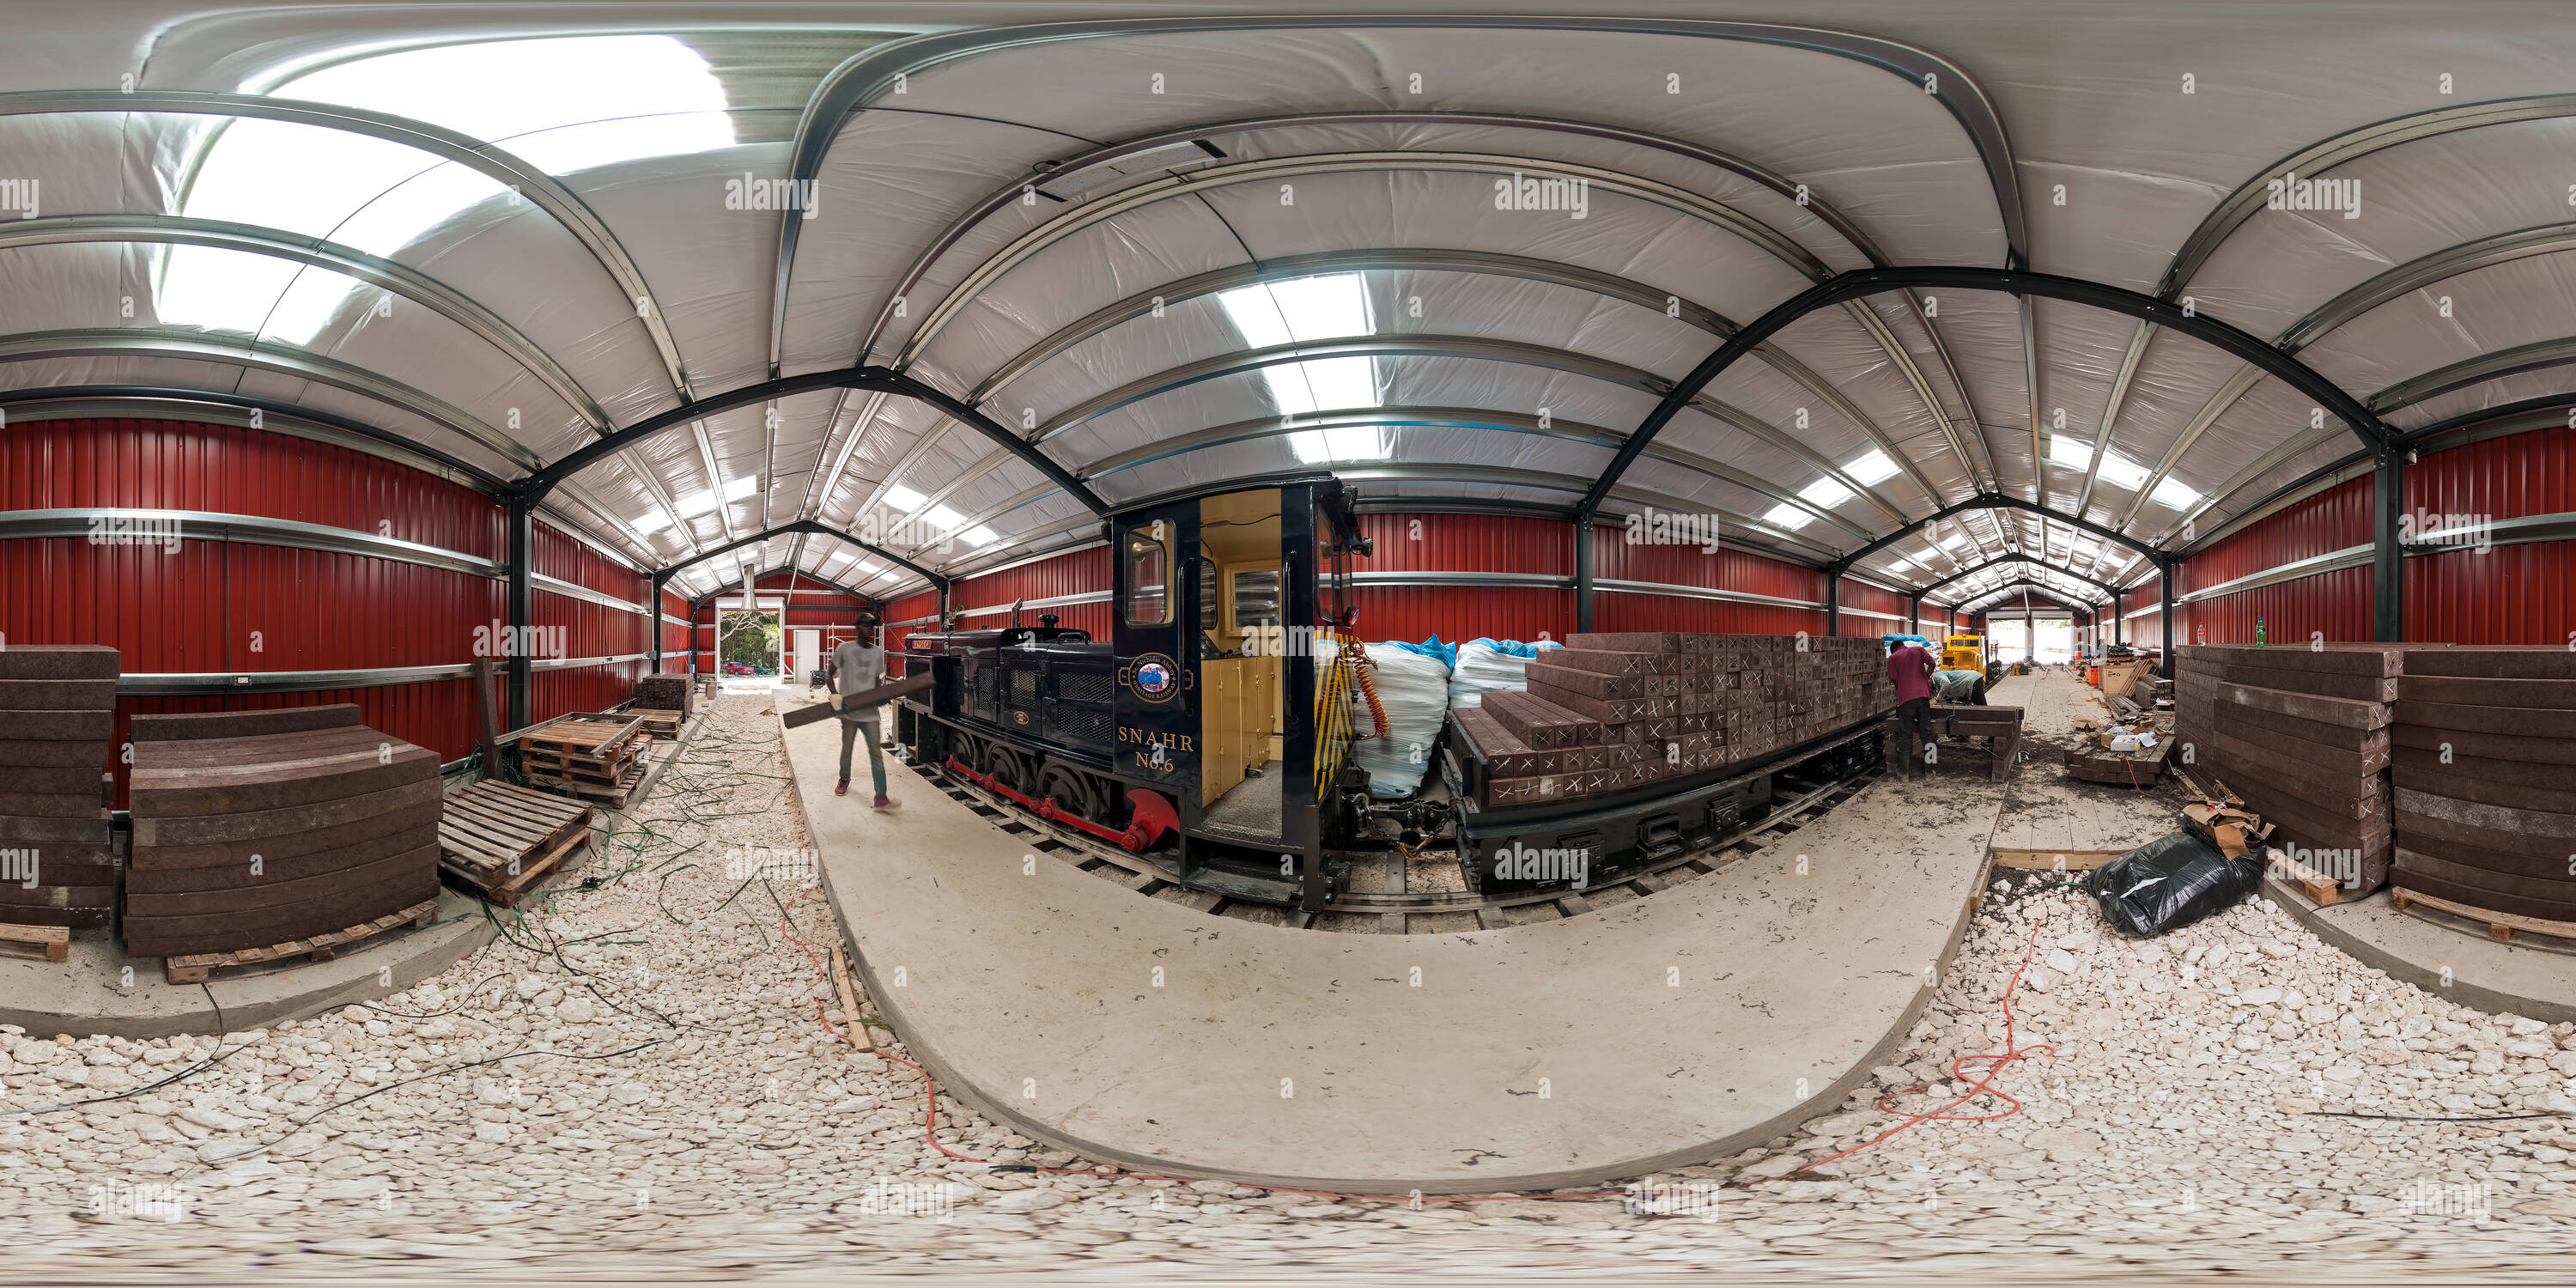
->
[895,750,1884,934]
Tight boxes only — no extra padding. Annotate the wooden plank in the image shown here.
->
[829,945,872,1052]
[1990,848,2127,872]
[0,922,70,962]
[1475,907,1512,930]
[2391,886,2576,955]
[161,897,436,984]
[2270,851,2351,906]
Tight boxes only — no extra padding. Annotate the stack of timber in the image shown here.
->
[2390,646,2576,943]
[520,713,650,806]
[438,781,592,906]
[2172,644,2400,897]
[0,646,118,929]
[1449,633,1893,808]
[635,674,695,722]
[125,704,441,961]
[628,709,683,738]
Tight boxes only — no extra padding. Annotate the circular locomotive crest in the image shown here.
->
[1127,653,1181,702]
[1013,710,1029,725]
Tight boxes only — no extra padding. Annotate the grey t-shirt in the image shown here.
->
[832,640,887,712]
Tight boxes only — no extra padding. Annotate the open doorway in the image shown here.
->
[2033,617,2075,665]
[716,603,782,692]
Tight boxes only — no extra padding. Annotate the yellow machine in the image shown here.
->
[1941,634,1985,672]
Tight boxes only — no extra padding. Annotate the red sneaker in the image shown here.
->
[834,780,849,796]
[872,797,901,811]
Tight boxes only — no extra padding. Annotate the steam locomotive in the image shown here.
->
[893,474,1889,914]
[895,477,1395,909]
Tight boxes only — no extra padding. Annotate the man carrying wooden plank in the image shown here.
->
[831,612,900,811]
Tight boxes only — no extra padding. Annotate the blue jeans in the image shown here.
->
[838,708,886,798]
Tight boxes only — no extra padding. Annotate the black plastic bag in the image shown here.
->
[2087,829,2263,936]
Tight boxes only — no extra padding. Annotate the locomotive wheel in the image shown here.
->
[1039,764,1103,821]
[990,747,1036,796]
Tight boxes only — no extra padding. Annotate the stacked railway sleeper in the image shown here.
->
[2388,646,2576,946]
[0,645,118,932]
[125,704,443,974]
[2171,643,2400,897]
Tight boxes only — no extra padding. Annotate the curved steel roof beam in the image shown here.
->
[1073,405,1874,541]
[1917,553,2118,600]
[964,248,1951,508]
[659,519,946,589]
[2366,336,2576,414]
[890,151,1826,372]
[0,89,696,401]
[911,409,1870,567]
[998,334,1914,525]
[0,214,616,429]
[2160,94,2576,300]
[0,384,507,490]
[688,562,880,610]
[1954,580,2100,615]
[868,116,1886,372]
[1325,462,1851,566]
[778,15,2028,373]
[0,327,538,471]
[1592,268,2391,537]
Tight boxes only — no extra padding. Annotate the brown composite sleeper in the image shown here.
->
[0,645,120,681]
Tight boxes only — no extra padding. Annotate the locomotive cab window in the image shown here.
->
[1124,525,1172,625]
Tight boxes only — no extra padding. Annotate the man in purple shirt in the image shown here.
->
[1887,640,1937,779]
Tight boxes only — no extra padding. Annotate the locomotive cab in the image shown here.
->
[897,475,1373,911]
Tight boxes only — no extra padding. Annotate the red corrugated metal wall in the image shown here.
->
[2406,424,2574,645]
[530,521,650,719]
[1357,514,1570,643]
[1593,526,1827,636]
[883,590,940,653]
[2176,475,2372,646]
[952,545,1113,640]
[0,417,507,803]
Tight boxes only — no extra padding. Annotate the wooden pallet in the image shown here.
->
[163,898,437,983]
[2391,887,2576,956]
[0,921,70,962]
[528,743,652,810]
[629,708,683,738]
[439,780,592,904]
[519,713,641,760]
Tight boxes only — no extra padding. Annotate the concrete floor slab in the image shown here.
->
[0,884,495,1040]
[788,714,2001,1194]
[2266,877,2576,1025]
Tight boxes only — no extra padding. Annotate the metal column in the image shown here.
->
[2158,556,2178,656]
[1573,515,1595,635]
[2373,451,2407,642]
[1826,574,1840,637]
[505,495,534,732]
[1908,591,1923,636]
[648,570,667,675]
[2111,590,2122,647]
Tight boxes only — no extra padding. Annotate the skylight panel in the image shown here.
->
[632,509,677,535]
[1798,477,1855,508]
[162,36,734,344]
[1218,274,1379,421]
[1842,449,1900,486]
[723,475,760,503]
[1288,424,1388,463]
[960,526,1002,547]
[2150,476,2202,510]
[883,484,927,512]
[1760,501,1812,530]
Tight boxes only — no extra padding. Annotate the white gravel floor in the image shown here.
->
[1,693,2572,1281]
